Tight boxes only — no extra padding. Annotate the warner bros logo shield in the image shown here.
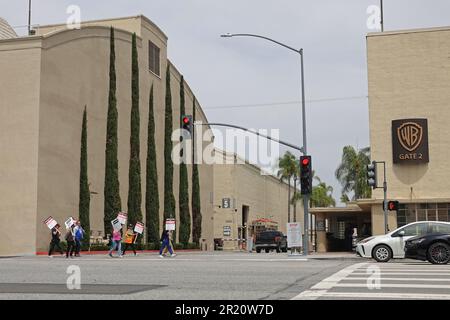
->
[392,119,429,164]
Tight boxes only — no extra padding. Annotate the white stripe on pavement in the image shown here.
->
[352,272,450,276]
[342,277,450,282]
[294,291,450,300]
[309,262,368,290]
[333,283,450,289]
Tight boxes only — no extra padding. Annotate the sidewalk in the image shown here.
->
[306,252,361,260]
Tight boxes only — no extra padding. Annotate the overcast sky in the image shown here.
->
[2,0,450,205]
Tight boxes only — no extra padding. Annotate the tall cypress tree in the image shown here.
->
[104,27,121,237]
[178,76,191,244]
[163,64,176,226]
[146,84,159,244]
[79,106,90,245]
[191,97,202,245]
[127,33,142,227]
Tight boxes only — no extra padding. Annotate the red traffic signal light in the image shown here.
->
[387,200,399,211]
[181,115,193,139]
[300,156,312,195]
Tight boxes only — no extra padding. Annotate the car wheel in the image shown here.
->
[256,248,261,253]
[372,244,392,262]
[265,249,270,253]
[427,242,450,265]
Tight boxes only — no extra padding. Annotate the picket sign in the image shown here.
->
[118,212,127,225]
[111,218,122,231]
[44,216,57,230]
[65,217,75,229]
[165,218,176,231]
[134,222,144,234]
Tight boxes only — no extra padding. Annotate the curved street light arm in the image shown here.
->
[223,33,302,55]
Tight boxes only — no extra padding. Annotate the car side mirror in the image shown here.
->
[398,230,405,237]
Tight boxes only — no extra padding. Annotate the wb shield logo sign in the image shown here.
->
[398,122,423,152]
[392,119,429,164]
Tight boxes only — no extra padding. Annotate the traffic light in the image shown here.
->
[367,161,377,189]
[300,156,312,195]
[181,115,193,139]
[387,200,399,211]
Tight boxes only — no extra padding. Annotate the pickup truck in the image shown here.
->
[255,230,288,253]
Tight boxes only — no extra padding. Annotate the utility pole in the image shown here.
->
[380,0,384,32]
[28,0,32,35]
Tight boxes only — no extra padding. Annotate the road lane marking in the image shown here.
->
[333,283,450,289]
[342,277,450,281]
[295,292,450,300]
[308,262,368,290]
[352,272,450,276]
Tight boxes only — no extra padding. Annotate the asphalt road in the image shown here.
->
[0,251,355,300]
[295,260,450,300]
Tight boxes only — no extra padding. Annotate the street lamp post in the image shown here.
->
[221,33,310,256]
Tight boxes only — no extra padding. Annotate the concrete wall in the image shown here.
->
[367,28,450,202]
[0,16,214,254]
[213,151,302,248]
[371,204,398,235]
[0,38,42,255]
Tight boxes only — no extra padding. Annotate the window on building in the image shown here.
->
[149,40,160,76]
[396,203,450,227]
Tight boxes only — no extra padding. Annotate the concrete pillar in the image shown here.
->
[315,213,328,253]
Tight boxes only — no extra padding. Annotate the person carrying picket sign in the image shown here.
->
[48,224,64,257]
[122,224,138,256]
[162,230,175,257]
[108,229,123,258]
[159,229,176,258]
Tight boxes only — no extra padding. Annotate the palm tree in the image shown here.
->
[291,172,336,208]
[277,151,297,223]
[335,146,371,201]
[310,176,336,208]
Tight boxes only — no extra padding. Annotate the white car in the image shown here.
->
[356,221,450,262]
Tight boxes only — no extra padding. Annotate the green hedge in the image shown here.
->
[54,241,199,252]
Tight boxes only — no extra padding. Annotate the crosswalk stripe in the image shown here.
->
[333,283,450,289]
[354,268,450,272]
[295,291,450,300]
[294,262,450,300]
[352,272,450,275]
[310,263,368,290]
[342,277,450,282]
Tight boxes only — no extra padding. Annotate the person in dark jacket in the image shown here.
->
[65,225,76,258]
[48,224,64,257]
[159,230,176,258]
[122,224,138,256]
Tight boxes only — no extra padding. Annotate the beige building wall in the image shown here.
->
[367,27,450,201]
[0,16,214,255]
[0,38,42,256]
[213,150,303,249]
[367,27,450,234]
